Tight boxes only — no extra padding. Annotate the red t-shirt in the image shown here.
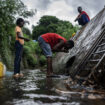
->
[41,33,67,49]
[79,11,90,21]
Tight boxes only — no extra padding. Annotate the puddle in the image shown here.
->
[0,69,105,105]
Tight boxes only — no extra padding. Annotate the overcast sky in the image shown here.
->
[21,0,104,29]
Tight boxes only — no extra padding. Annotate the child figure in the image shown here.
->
[13,18,30,78]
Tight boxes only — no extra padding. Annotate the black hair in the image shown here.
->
[78,6,82,11]
[16,18,24,25]
[67,40,74,48]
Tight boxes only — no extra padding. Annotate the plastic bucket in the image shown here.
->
[0,62,6,77]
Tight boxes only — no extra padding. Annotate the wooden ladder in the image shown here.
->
[73,24,105,82]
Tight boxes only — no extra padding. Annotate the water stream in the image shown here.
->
[0,69,105,105]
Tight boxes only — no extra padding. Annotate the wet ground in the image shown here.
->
[0,69,105,105]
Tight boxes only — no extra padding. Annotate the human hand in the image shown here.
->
[63,49,69,53]
[25,38,30,42]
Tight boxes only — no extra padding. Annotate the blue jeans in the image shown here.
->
[38,36,52,57]
[14,41,23,74]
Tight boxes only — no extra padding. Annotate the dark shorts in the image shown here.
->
[38,36,52,57]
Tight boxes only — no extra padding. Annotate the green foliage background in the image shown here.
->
[0,0,79,70]
[0,0,35,69]
[32,15,79,40]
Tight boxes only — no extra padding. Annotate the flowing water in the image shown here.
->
[0,69,105,105]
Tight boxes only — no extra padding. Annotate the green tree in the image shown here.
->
[32,16,59,40]
[32,15,79,40]
[0,0,34,68]
[39,15,59,26]
[23,27,31,37]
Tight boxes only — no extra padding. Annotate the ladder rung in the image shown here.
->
[89,59,100,62]
[93,54,105,70]
[102,38,105,40]
[92,50,105,54]
[98,43,105,47]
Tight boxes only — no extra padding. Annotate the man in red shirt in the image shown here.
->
[75,7,90,26]
[38,33,74,77]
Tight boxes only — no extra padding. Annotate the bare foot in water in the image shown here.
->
[19,73,24,77]
[13,73,20,78]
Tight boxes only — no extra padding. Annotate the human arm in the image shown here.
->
[74,15,81,22]
[17,32,30,41]
[52,48,69,53]
[74,17,78,22]
[52,39,64,52]
[52,39,69,53]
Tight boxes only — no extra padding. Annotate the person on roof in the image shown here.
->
[75,6,90,26]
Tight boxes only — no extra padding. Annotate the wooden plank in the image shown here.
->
[92,50,105,54]
[72,27,105,78]
[93,53,105,70]
[98,43,105,47]
[89,59,100,62]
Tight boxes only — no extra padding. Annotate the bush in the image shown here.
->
[23,46,32,55]
[34,42,42,55]
[23,41,39,68]
[27,54,38,67]
[39,55,46,66]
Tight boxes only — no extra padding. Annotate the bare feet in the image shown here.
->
[13,73,24,78]
[13,73,20,78]
[19,73,24,77]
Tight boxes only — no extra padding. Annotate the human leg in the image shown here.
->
[38,36,53,76]
[47,57,53,76]
[14,41,23,75]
